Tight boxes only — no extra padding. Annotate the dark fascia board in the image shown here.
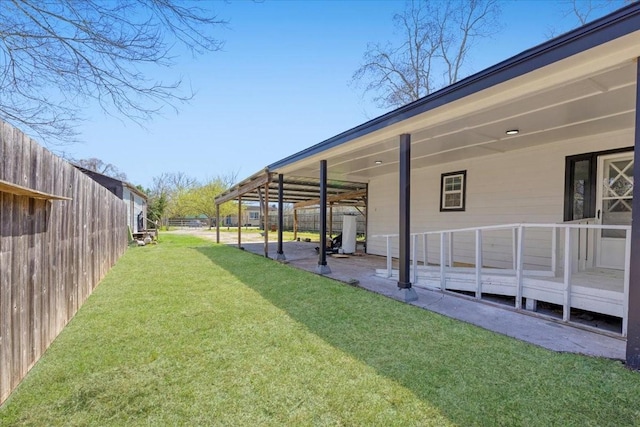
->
[268,3,640,171]
[73,164,147,201]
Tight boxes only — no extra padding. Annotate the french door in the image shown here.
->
[596,152,633,269]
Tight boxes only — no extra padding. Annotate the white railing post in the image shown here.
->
[475,229,483,299]
[623,229,631,337]
[551,226,558,277]
[386,235,392,278]
[412,234,418,284]
[515,226,525,309]
[422,233,428,267]
[440,232,446,290]
[563,227,572,322]
[512,227,518,271]
[448,232,454,267]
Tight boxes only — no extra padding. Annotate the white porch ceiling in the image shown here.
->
[272,32,640,183]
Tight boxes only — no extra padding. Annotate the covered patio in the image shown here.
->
[222,237,625,360]
[216,4,640,368]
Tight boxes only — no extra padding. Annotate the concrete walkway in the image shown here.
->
[173,230,626,360]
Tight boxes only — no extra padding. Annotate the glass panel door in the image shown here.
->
[596,153,633,269]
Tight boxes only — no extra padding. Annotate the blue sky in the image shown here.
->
[57,0,625,189]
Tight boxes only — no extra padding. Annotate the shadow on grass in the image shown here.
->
[196,244,640,426]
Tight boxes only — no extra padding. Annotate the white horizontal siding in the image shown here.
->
[368,129,633,269]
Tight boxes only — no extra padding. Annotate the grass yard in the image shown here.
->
[1,234,639,426]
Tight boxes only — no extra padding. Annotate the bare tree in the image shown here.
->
[351,0,501,109]
[545,0,628,38]
[73,157,127,180]
[0,0,226,143]
[566,0,626,25]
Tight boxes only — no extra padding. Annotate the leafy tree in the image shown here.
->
[0,0,226,143]
[72,157,127,180]
[147,171,198,224]
[179,177,237,228]
[351,0,501,109]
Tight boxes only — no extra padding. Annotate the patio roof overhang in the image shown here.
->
[216,4,640,206]
[266,5,640,184]
[215,169,367,207]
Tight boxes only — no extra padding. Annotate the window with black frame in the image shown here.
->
[440,170,466,212]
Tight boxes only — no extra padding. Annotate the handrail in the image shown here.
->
[373,222,631,336]
[371,221,631,239]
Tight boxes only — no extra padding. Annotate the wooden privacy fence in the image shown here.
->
[0,121,128,404]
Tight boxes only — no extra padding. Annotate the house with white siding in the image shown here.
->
[216,4,640,368]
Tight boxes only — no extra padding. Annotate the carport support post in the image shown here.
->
[626,58,640,369]
[398,134,418,302]
[264,182,269,258]
[238,195,242,249]
[276,174,286,260]
[216,204,220,244]
[316,160,331,274]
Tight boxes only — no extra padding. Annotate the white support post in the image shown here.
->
[422,234,428,267]
[515,226,525,310]
[512,227,518,271]
[412,234,418,284]
[475,229,483,299]
[563,228,572,322]
[551,226,558,277]
[623,229,632,337]
[440,232,446,290]
[448,232,454,267]
[386,236,392,278]
[586,226,595,270]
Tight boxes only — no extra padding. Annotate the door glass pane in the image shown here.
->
[572,159,590,220]
[601,158,633,238]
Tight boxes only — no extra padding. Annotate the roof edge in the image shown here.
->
[268,2,640,171]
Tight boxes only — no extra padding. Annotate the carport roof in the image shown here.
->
[215,170,367,208]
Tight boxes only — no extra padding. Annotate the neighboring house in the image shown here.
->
[216,4,640,367]
[244,205,262,227]
[224,204,267,227]
[75,166,148,234]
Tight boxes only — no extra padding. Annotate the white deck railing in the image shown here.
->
[373,222,632,335]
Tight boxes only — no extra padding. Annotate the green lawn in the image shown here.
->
[1,234,639,426]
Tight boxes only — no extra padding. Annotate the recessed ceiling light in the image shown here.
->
[374,160,383,165]
[505,129,519,135]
